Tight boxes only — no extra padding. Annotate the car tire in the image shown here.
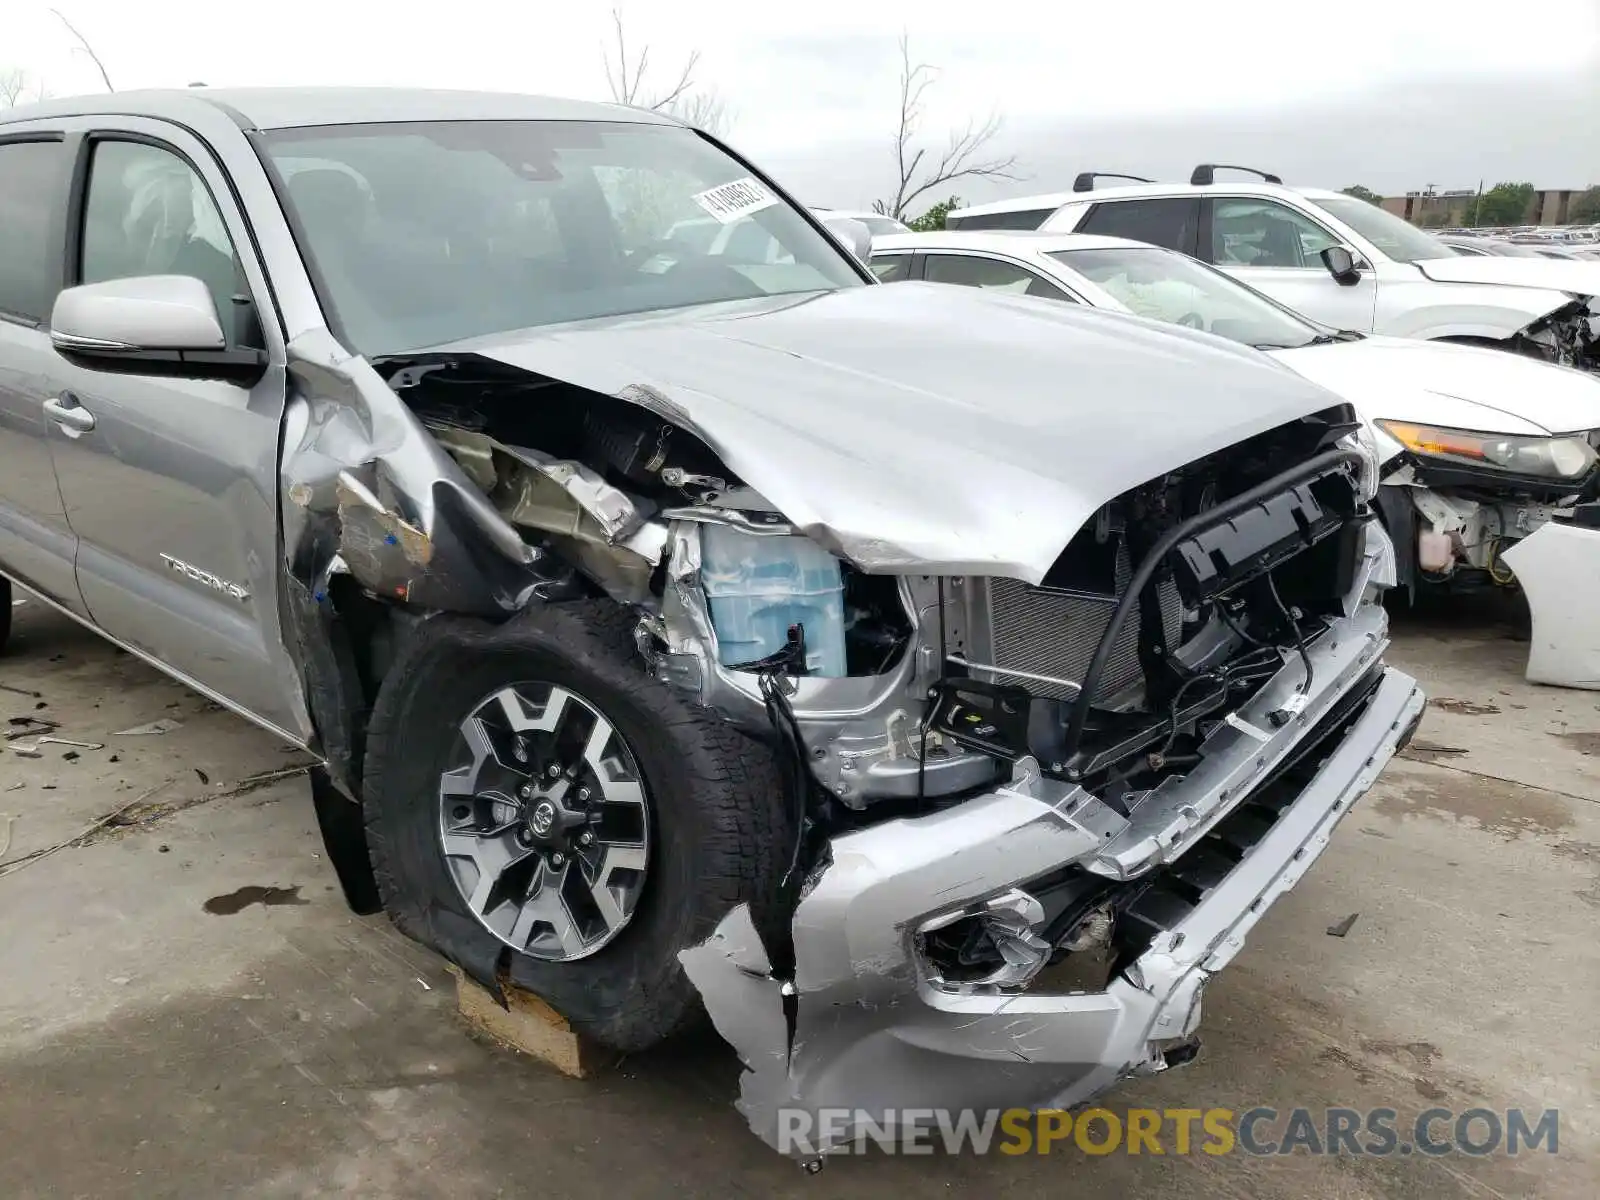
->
[362,598,793,1052]
[0,576,11,654]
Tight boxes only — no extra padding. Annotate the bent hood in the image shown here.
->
[425,283,1350,583]
[1271,335,1600,438]
[1415,254,1600,297]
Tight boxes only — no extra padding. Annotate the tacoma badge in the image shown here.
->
[159,553,250,602]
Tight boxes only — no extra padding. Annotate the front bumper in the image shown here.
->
[683,610,1425,1158]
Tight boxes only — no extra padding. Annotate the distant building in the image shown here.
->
[1381,187,1594,227]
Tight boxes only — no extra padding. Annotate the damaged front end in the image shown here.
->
[638,411,1426,1158]
[280,326,1423,1161]
[685,649,1421,1159]
[1513,296,1600,375]
[1371,419,1600,600]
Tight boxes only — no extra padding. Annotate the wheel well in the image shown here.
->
[326,574,399,718]
[286,574,391,916]
[306,567,609,916]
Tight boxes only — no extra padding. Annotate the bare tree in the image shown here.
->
[670,88,732,135]
[52,8,115,92]
[0,67,49,109]
[875,35,1019,221]
[601,5,729,133]
[603,6,697,111]
[0,69,28,108]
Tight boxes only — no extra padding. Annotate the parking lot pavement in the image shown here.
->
[1,595,1597,1200]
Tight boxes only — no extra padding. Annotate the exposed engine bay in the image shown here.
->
[380,352,1365,798]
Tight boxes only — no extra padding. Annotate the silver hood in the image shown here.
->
[430,283,1349,584]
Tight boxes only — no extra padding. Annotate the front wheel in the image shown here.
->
[361,600,792,1051]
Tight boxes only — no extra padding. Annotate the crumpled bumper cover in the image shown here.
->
[1502,519,1600,690]
[682,649,1425,1158]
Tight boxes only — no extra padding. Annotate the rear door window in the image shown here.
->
[946,208,1055,231]
[869,253,912,282]
[0,139,66,322]
[923,253,1074,301]
[1077,197,1201,255]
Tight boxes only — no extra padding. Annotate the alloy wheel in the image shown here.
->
[437,682,651,961]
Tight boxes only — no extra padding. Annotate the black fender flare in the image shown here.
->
[1375,484,1418,597]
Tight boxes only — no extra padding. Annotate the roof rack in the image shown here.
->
[1072,172,1155,193]
[1190,163,1282,185]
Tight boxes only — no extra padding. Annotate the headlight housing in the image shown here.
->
[1339,425,1382,501]
[1376,420,1598,481]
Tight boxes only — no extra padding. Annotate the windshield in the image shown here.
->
[1317,197,1455,264]
[263,120,863,356]
[1049,245,1324,349]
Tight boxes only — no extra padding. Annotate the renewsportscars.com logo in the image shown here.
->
[776,1106,1562,1158]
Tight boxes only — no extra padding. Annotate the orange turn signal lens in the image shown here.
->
[1377,421,1490,461]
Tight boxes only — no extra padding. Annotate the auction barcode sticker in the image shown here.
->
[691,176,778,224]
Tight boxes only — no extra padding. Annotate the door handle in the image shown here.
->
[43,393,96,434]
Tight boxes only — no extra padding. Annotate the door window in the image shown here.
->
[923,254,1073,301]
[1211,198,1338,268]
[0,140,66,322]
[79,140,243,338]
[945,207,1056,231]
[1077,198,1201,255]
[869,254,912,282]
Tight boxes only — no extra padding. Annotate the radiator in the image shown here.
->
[961,574,1184,702]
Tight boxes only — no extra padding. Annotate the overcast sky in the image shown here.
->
[7,0,1599,212]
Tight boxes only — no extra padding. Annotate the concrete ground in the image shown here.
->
[1,593,1596,1199]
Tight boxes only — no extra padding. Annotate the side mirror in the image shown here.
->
[50,275,264,382]
[821,215,873,265]
[1319,245,1363,286]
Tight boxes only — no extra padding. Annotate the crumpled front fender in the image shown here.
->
[277,331,571,792]
[282,331,553,615]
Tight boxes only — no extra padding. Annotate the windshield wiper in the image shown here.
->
[1307,330,1364,345]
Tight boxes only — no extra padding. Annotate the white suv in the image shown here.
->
[946,166,1599,371]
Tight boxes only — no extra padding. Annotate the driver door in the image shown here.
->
[1205,197,1377,333]
[42,120,307,739]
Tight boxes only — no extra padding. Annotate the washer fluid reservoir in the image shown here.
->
[699,524,847,677]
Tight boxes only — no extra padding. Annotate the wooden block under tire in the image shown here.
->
[451,966,615,1079]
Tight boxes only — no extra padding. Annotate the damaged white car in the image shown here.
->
[0,89,1426,1158]
[872,231,1600,687]
[945,170,1600,375]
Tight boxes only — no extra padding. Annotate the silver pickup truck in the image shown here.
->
[0,87,1425,1159]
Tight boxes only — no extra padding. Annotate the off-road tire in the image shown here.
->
[362,599,792,1051]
